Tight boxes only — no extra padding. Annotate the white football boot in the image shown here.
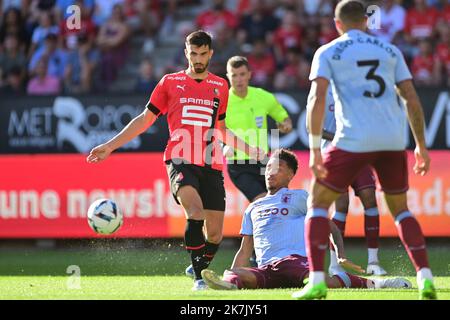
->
[372,277,412,289]
[191,279,208,291]
[185,264,194,278]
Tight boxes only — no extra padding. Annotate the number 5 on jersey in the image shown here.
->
[181,105,214,127]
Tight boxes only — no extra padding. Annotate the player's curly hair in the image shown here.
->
[271,149,298,175]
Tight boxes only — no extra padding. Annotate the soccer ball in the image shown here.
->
[87,199,123,235]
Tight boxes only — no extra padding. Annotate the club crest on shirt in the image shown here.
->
[176,172,184,182]
[213,88,219,96]
[281,193,292,204]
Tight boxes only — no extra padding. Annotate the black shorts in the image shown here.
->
[165,159,226,211]
[227,162,267,202]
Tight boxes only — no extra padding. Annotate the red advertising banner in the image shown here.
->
[0,151,449,238]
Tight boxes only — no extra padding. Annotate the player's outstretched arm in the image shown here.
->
[217,120,266,161]
[396,80,431,176]
[329,220,365,274]
[329,220,346,260]
[86,109,158,163]
[230,235,254,269]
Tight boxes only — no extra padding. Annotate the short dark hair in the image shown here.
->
[185,30,213,49]
[335,0,366,25]
[271,149,298,175]
[227,56,249,70]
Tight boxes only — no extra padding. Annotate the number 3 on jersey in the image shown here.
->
[357,60,386,98]
[181,105,213,127]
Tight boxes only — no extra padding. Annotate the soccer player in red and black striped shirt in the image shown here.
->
[87,30,265,290]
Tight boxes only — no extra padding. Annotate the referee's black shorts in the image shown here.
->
[227,162,267,202]
[165,159,226,212]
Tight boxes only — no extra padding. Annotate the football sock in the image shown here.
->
[305,208,330,278]
[330,211,346,254]
[395,211,430,272]
[368,248,379,264]
[204,241,220,265]
[185,219,206,280]
[309,271,325,286]
[331,211,347,235]
[417,268,433,282]
[365,207,380,254]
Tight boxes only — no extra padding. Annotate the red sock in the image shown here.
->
[334,272,369,288]
[396,214,429,272]
[332,218,346,235]
[330,215,346,251]
[364,214,379,249]
[306,213,330,272]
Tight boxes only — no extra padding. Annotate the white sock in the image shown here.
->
[309,271,325,285]
[417,268,433,284]
[368,248,379,264]
[329,250,340,268]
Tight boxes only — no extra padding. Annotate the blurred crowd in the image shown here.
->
[0,0,448,96]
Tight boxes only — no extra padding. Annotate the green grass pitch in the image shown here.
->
[0,239,449,300]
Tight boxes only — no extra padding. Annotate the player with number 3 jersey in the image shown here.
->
[296,1,436,300]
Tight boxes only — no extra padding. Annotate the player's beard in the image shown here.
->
[192,60,209,74]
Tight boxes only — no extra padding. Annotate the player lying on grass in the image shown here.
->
[201,149,411,291]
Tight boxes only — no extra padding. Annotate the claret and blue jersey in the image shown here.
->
[240,188,309,267]
[310,29,412,153]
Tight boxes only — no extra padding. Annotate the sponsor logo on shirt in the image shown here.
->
[176,84,186,91]
[257,207,289,217]
[180,97,219,108]
[167,76,186,80]
[206,79,224,86]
